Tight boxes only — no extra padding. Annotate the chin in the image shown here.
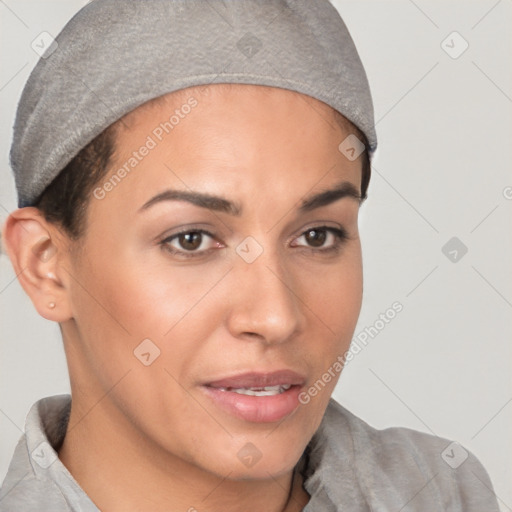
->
[202,431,308,481]
[221,454,300,481]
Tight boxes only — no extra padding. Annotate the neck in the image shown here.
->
[58,395,310,512]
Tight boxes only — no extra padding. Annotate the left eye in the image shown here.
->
[292,226,347,250]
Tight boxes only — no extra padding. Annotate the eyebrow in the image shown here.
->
[138,180,361,215]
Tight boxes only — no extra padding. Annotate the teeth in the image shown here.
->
[216,384,291,396]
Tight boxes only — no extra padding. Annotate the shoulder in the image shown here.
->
[0,395,96,512]
[0,435,71,512]
[315,399,500,511]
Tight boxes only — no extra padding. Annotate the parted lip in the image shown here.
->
[204,370,306,389]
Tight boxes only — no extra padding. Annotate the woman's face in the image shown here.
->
[62,84,364,479]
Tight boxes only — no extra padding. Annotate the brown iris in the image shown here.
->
[178,231,203,250]
[304,229,326,247]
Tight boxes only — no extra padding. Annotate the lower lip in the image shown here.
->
[201,385,302,423]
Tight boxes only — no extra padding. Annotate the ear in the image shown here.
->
[2,207,73,322]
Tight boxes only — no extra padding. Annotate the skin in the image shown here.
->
[3,84,364,512]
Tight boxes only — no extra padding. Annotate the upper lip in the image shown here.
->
[204,370,306,389]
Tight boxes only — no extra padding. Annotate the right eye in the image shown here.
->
[160,229,223,258]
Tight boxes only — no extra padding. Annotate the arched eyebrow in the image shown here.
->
[138,180,361,215]
[139,189,242,215]
[299,181,361,211]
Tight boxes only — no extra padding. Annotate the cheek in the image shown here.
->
[300,242,363,336]
[297,244,363,390]
[328,260,363,337]
[81,243,228,337]
[294,255,362,434]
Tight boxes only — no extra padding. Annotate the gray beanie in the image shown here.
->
[10,0,377,208]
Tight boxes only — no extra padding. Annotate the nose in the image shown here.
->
[225,246,305,345]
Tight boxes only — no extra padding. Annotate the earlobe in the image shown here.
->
[2,207,73,322]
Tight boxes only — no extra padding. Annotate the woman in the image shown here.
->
[0,1,501,510]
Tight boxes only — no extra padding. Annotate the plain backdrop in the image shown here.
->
[1,0,511,509]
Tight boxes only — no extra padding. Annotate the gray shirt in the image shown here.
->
[0,395,500,511]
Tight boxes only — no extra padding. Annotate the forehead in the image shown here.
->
[83,83,363,240]
[110,84,356,185]
[91,83,360,207]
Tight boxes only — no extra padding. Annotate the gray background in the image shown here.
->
[1,0,511,509]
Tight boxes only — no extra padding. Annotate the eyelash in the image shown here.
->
[160,226,349,259]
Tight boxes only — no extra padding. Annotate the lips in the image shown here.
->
[216,384,291,396]
[205,370,306,390]
[201,370,306,423]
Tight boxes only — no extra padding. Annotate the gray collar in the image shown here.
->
[8,394,495,511]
